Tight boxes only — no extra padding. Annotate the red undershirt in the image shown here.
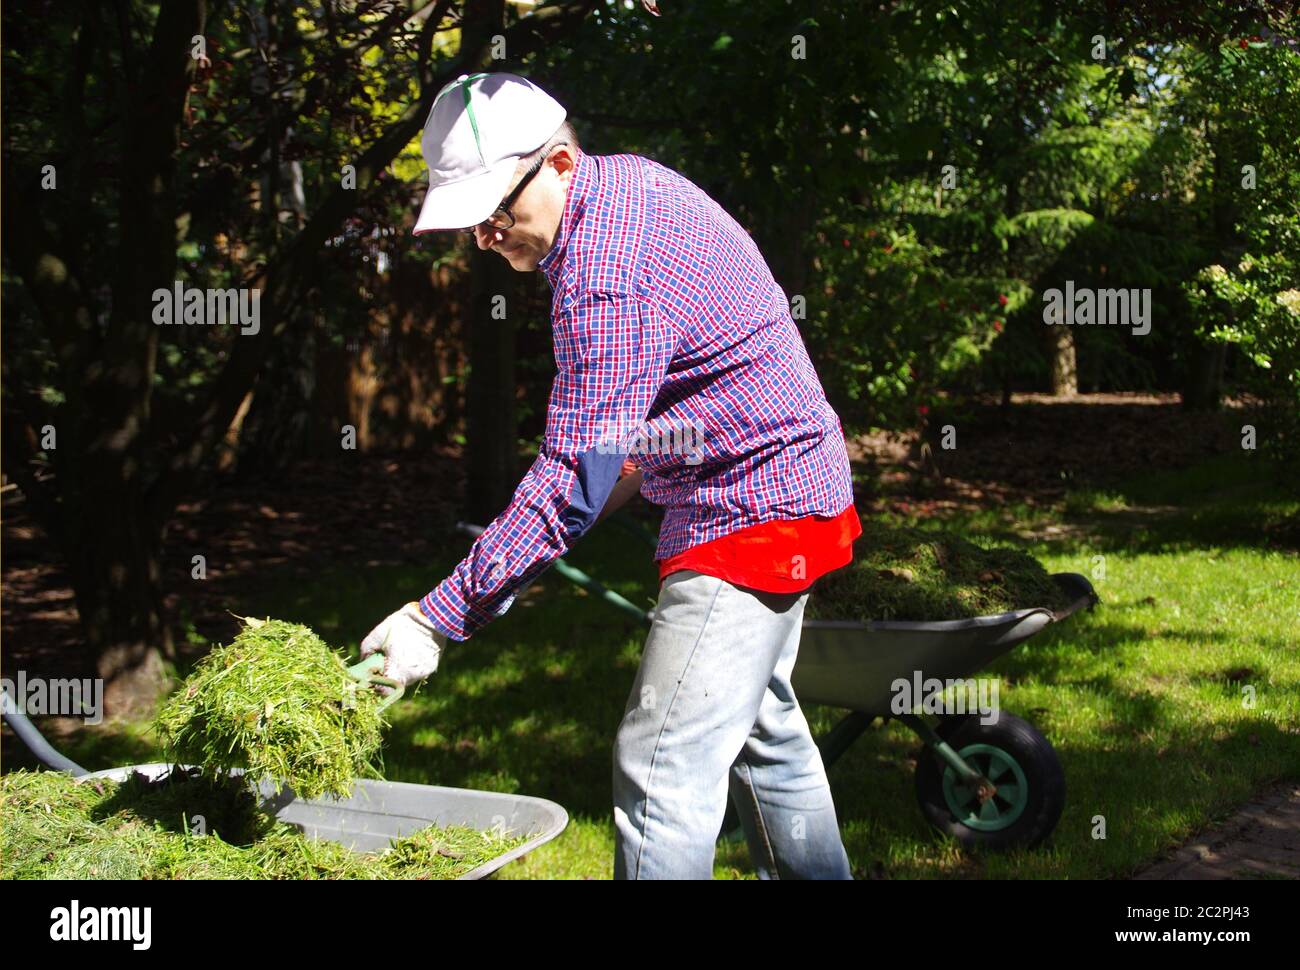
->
[657,504,862,593]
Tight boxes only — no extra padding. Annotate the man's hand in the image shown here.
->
[360,602,448,686]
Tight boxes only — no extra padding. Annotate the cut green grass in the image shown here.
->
[154,618,386,800]
[807,520,1071,621]
[0,767,528,880]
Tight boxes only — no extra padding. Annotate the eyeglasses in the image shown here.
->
[458,142,569,235]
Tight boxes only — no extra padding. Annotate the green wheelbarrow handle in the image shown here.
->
[346,653,405,712]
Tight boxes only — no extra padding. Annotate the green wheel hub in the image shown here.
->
[941,743,1030,831]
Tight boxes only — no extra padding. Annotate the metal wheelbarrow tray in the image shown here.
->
[789,571,1100,850]
[2,700,569,880]
[83,764,569,880]
[795,571,1098,712]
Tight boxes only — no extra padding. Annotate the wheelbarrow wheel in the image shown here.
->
[913,712,1064,851]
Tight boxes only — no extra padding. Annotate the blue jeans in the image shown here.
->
[613,570,853,879]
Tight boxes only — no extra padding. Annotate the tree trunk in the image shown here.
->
[1182,339,1227,411]
[465,246,519,523]
[1184,117,1232,413]
[1048,325,1079,397]
[66,483,173,719]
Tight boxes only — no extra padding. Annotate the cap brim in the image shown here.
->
[413,160,518,235]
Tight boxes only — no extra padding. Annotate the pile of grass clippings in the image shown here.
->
[0,768,530,880]
[808,520,1071,622]
[154,617,386,800]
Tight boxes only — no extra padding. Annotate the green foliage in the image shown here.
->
[538,1,1297,426]
[804,217,1007,428]
[1185,262,1296,371]
[1177,36,1300,476]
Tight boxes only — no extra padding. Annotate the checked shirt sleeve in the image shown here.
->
[419,289,676,640]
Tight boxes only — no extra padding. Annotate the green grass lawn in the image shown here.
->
[18,452,1299,879]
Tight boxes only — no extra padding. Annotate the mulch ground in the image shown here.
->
[2,450,466,683]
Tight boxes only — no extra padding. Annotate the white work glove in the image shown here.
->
[360,602,448,687]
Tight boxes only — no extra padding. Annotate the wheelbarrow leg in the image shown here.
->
[814,710,876,770]
[896,712,998,801]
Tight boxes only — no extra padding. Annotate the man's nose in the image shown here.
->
[473,225,506,250]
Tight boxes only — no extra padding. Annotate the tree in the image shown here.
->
[1,0,598,713]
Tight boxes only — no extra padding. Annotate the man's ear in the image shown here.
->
[552,145,577,183]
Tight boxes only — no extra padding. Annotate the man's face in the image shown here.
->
[472,145,576,271]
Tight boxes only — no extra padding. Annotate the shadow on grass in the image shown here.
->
[10,454,1293,878]
[916,453,1299,556]
[992,619,1294,686]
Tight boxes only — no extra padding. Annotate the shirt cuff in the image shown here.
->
[419,577,517,641]
[418,587,471,641]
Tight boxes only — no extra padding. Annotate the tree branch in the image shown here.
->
[148,0,598,518]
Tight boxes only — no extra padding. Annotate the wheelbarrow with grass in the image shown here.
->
[1,663,569,880]
[458,517,1099,851]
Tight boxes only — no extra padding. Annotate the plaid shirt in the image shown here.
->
[421,148,854,639]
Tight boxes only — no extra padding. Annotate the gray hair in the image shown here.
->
[514,120,580,173]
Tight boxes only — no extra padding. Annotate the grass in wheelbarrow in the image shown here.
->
[808,521,1072,622]
[153,617,385,800]
[0,768,529,880]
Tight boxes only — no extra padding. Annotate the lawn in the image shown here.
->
[17,452,1299,879]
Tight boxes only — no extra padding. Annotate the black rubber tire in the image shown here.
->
[914,712,1065,851]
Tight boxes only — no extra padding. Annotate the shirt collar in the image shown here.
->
[538,147,594,284]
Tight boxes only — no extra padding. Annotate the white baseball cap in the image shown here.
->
[413,72,568,235]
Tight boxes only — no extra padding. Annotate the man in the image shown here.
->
[362,72,860,880]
